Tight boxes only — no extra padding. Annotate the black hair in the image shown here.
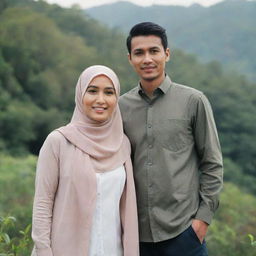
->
[126,22,168,54]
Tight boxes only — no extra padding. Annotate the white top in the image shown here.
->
[89,166,126,256]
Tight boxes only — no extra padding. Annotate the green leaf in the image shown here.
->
[19,230,25,235]
[7,216,16,222]
[2,232,10,244]
[248,234,254,243]
[248,234,256,247]
[24,223,32,234]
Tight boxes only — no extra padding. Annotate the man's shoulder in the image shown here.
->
[120,87,138,99]
[119,86,139,107]
[172,83,214,113]
[170,82,205,102]
[172,82,203,96]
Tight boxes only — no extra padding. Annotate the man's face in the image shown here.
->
[128,35,170,84]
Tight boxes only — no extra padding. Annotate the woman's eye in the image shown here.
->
[87,89,97,94]
[105,90,114,95]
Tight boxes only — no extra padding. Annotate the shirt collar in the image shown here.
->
[137,75,172,96]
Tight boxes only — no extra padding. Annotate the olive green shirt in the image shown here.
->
[119,75,223,242]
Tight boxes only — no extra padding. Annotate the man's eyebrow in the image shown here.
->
[133,48,143,52]
[133,46,161,52]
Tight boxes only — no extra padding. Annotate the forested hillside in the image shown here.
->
[87,0,256,81]
[0,0,256,255]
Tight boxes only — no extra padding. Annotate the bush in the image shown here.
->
[0,216,32,255]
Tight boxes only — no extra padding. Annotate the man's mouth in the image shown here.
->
[141,66,156,71]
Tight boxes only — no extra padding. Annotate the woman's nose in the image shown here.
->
[96,92,105,103]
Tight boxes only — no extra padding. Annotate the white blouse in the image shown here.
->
[89,166,126,256]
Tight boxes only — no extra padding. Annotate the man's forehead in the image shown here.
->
[131,35,163,51]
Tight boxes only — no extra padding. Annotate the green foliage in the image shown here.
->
[0,155,34,253]
[0,5,99,154]
[0,216,32,256]
[0,154,36,231]
[207,183,256,256]
[223,158,256,195]
[248,234,256,247]
[0,155,35,254]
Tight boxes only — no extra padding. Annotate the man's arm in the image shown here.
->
[192,93,223,226]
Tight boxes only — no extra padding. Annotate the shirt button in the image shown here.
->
[148,162,152,166]
[149,144,153,149]
[148,124,152,128]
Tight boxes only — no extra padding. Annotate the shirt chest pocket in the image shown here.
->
[153,119,193,152]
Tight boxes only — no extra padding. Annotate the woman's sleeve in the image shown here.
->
[121,158,139,256]
[31,132,60,256]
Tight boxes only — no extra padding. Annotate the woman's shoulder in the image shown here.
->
[43,129,67,149]
[46,129,65,141]
[39,129,70,157]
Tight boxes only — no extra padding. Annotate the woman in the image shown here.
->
[31,65,139,256]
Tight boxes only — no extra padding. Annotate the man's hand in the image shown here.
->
[191,219,209,243]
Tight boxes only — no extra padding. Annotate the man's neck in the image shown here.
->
[140,74,165,98]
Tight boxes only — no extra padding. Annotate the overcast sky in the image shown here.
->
[45,0,225,9]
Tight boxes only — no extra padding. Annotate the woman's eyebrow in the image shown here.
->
[87,85,98,88]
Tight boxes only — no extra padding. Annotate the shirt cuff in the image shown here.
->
[195,204,214,225]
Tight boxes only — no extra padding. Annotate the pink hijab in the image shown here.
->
[57,65,130,172]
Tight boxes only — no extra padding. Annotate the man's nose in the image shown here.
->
[143,52,152,63]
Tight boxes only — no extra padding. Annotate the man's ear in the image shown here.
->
[165,48,170,62]
[127,53,132,65]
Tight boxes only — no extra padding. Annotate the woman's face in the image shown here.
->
[82,75,117,123]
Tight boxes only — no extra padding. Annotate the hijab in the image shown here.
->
[57,65,130,172]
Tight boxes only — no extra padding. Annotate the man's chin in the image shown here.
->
[142,75,157,82]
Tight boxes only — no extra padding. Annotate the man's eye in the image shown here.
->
[151,49,159,54]
[134,52,143,56]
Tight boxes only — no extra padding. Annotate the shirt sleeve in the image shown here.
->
[192,93,223,224]
[31,132,60,256]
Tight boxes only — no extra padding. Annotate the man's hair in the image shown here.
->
[126,22,168,54]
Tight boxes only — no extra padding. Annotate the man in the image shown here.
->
[119,22,223,256]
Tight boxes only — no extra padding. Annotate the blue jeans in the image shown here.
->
[140,226,208,256]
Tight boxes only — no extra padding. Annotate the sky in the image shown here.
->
[45,0,225,9]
